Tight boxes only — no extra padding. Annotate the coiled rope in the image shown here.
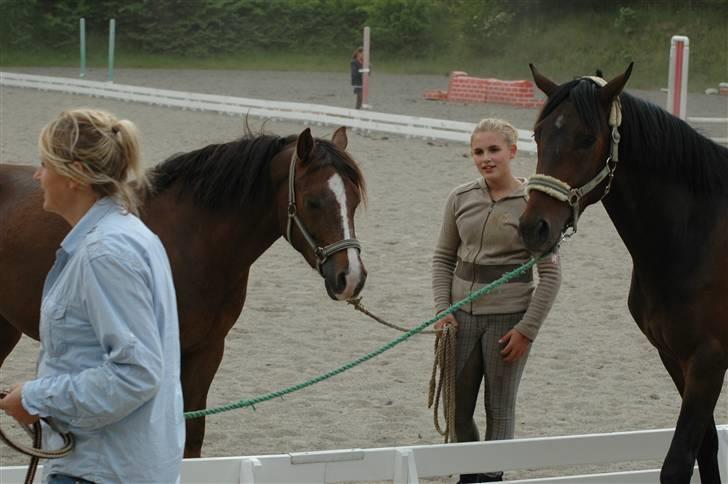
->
[0,391,75,484]
[428,325,457,443]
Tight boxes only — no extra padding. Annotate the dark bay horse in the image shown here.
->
[519,64,728,483]
[0,126,367,457]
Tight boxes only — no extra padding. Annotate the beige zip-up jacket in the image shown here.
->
[432,177,561,341]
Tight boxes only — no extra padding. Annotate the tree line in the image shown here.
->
[1,0,725,59]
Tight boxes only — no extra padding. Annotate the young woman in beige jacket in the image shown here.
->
[432,118,561,483]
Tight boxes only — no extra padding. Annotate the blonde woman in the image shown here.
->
[0,109,184,484]
[432,118,561,483]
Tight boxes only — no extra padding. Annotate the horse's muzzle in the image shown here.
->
[518,213,561,255]
[322,255,367,301]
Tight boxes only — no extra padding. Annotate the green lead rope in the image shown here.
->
[184,255,544,420]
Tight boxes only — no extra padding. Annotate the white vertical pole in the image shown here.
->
[79,18,86,78]
[362,26,371,109]
[108,18,116,83]
[666,35,689,119]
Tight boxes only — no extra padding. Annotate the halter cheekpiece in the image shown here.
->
[526,76,623,232]
[286,148,361,275]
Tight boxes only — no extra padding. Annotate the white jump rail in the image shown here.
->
[2,425,726,483]
[0,71,537,153]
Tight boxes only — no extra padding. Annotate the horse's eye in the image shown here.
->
[576,134,596,149]
[304,198,322,210]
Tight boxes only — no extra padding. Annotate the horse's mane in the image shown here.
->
[538,79,728,195]
[145,132,366,209]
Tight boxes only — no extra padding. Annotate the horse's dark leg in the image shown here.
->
[180,340,226,458]
[660,347,725,484]
[0,316,22,371]
[658,351,721,483]
[658,350,685,393]
[697,417,721,484]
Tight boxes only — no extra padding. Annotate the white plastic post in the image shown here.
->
[239,457,261,484]
[393,448,419,484]
[718,425,728,482]
[666,35,689,119]
[361,26,371,109]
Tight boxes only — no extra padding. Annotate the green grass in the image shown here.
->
[2,8,725,91]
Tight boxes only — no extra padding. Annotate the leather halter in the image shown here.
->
[286,148,361,275]
[527,76,622,232]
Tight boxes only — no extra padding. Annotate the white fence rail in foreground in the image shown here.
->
[0,72,537,153]
[2,426,726,483]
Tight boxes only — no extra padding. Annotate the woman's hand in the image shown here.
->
[0,383,39,425]
[434,312,458,331]
[498,329,531,363]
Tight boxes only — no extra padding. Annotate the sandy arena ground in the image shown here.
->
[0,67,726,481]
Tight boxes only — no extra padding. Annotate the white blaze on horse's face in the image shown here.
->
[328,173,363,300]
[555,114,565,129]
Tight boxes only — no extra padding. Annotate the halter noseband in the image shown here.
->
[286,149,361,275]
[527,76,622,232]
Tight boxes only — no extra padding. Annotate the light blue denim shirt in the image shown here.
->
[22,197,185,483]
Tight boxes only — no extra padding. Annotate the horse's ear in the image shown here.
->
[600,62,633,104]
[530,63,558,97]
[331,126,348,150]
[296,127,315,162]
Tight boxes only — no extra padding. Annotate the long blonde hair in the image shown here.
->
[38,108,147,215]
[471,118,518,147]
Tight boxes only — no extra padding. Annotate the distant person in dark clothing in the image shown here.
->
[351,47,364,109]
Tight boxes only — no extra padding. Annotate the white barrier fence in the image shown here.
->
[4,71,723,150]
[0,72,537,153]
[2,426,726,483]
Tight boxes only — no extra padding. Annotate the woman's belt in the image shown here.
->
[455,260,533,284]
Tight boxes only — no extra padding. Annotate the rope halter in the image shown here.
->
[286,149,361,276]
[527,76,622,232]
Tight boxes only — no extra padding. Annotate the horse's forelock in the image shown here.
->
[537,79,606,135]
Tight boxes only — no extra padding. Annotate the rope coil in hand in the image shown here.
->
[0,391,75,484]
[428,326,457,443]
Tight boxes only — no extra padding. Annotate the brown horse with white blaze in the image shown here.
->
[0,126,367,457]
[519,64,728,484]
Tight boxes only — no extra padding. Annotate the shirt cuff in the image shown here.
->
[514,320,538,342]
[20,379,46,417]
